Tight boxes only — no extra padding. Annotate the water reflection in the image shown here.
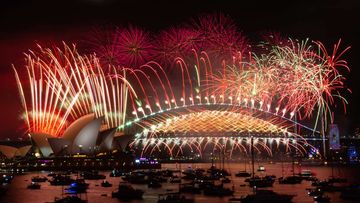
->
[1,162,359,203]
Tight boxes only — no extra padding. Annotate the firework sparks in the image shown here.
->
[13,43,133,136]
[13,14,350,157]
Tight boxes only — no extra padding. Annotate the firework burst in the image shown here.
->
[114,26,155,67]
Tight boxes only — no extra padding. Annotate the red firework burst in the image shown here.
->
[114,26,155,67]
[190,13,248,60]
[260,31,290,47]
[84,26,121,67]
[156,27,201,65]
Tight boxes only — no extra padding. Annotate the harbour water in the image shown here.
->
[1,162,359,203]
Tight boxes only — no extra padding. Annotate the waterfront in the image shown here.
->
[1,162,359,203]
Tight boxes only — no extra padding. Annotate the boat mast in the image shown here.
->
[281,153,284,178]
[222,146,225,171]
[251,136,255,194]
[245,154,247,172]
[251,136,255,179]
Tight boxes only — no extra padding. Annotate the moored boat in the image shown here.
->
[27,182,41,190]
[31,176,48,182]
[101,180,112,187]
[235,171,251,177]
[112,183,144,200]
[157,192,194,203]
[238,189,294,203]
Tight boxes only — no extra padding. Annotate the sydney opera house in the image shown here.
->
[0,113,122,159]
[30,113,117,157]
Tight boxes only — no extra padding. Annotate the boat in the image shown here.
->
[122,172,147,184]
[235,171,251,177]
[237,189,294,203]
[27,182,41,190]
[54,196,87,203]
[31,176,48,182]
[50,175,74,186]
[278,176,302,184]
[101,180,112,187]
[257,165,266,172]
[157,192,194,203]
[65,180,88,194]
[81,171,106,180]
[313,195,330,202]
[179,183,201,194]
[0,174,13,184]
[160,169,175,177]
[307,188,323,196]
[236,157,251,177]
[246,138,273,188]
[48,172,57,177]
[299,169,316,180]
[109,169,125,177]
[246,176,274,188]
[203,183,234,196]
[112,183,144,200]
[169,176,181,183]
[148,179,162,188]
[312,180,330,187]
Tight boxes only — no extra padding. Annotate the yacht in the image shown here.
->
[246,176,274,188]
[65,180,88,194]
[101,180,112,187]
[109,169,125,177]
[31,176,48,182]
[54,196,87,203]
[112,183,144,200]
[179,183,201,194]
[257,165,266,172]
[278,176,302,184]
[307,188,323,196]
[148,179,162,188]
[81,171,106,180]
[0,174,13,184]
[122,172,147,184]
[203,183,234,196]
[313,194,330,202]
[27,182,41,190]
[237,189,294,203]
[235,171,251,177]
[157,192,194,203]
[50,175,74,186]
[169,176,181,183]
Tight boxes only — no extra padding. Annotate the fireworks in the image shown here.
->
[13,14,350,157]
[115,26,155,67]
[130,110,311,158]
[14,43,132,137]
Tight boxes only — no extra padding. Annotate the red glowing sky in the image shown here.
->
[0,0,359,139]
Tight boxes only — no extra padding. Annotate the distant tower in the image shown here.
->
[328,124,340,150]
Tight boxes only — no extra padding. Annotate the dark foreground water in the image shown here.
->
[1,162,360,203]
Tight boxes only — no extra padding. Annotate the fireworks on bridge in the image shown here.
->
[13,14,350,157]
[130,110,314,158]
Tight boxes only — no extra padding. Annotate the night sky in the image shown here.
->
[1,0,359,139]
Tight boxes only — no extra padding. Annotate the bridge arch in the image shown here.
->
[120,103,319,159]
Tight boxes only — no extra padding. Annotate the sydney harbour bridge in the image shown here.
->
[12,28,349,160]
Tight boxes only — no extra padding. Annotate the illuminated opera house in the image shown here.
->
[29,113,116,157]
